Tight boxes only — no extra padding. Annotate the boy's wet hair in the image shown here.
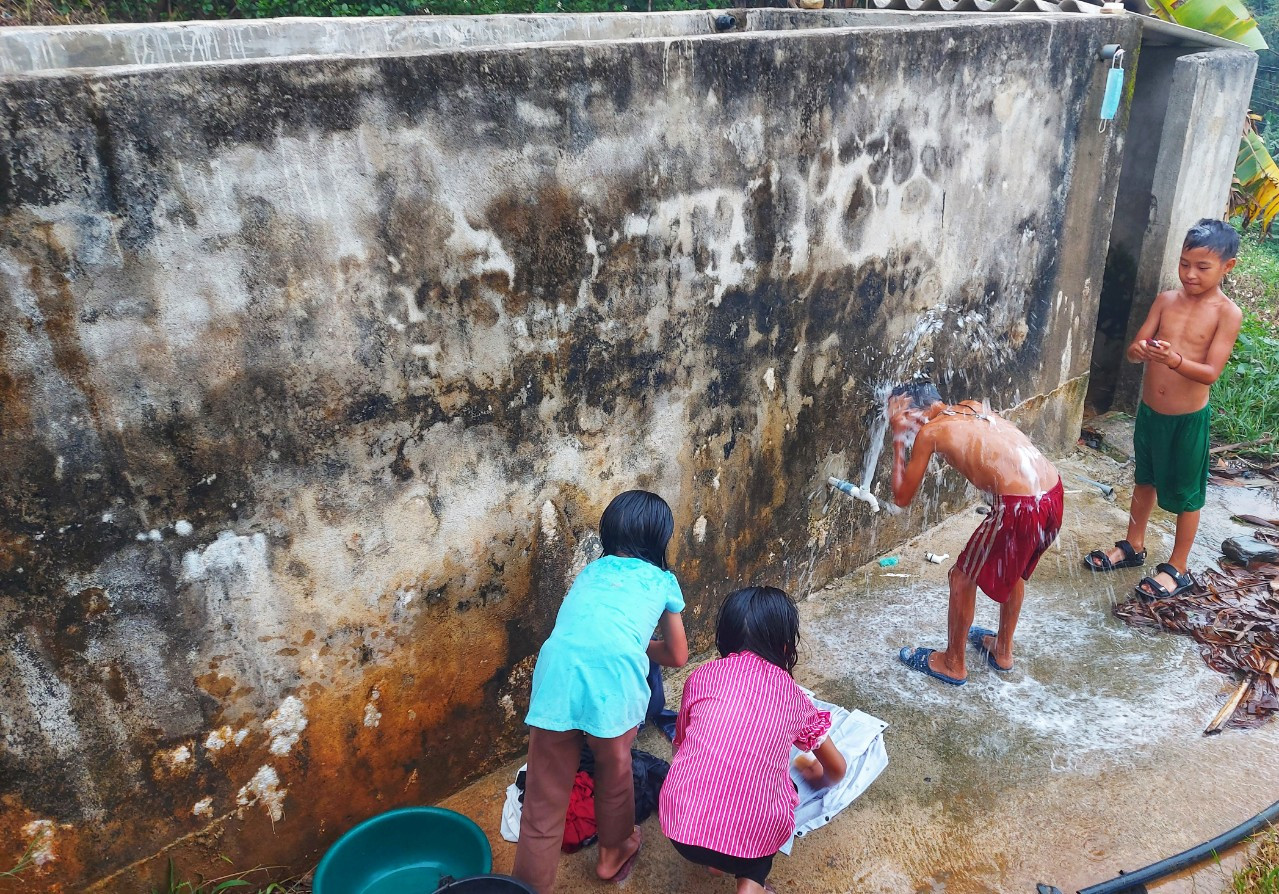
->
[890,381,943,411]
[600,490,674,571]
[716,585,800,674]
[1183,218,1240,261]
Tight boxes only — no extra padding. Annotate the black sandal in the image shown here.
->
[1135,563,1194,600]
[1083,540,1146,572]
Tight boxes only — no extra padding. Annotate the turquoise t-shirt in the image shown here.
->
[525,555,685,738]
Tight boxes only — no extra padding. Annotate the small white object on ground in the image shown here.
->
[500,764,528,842]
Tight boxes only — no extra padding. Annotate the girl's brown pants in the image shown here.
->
[512,725,637,894]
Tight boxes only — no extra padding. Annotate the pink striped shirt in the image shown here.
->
[659,651,830,858]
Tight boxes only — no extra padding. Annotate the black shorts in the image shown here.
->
[670,839,775,885]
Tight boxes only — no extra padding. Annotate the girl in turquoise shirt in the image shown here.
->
[514,490,689,894]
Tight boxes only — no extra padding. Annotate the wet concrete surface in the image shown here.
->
[442,446,1279,894]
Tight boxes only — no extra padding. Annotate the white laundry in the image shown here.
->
[779,699,888,855]
[499,765,527,843]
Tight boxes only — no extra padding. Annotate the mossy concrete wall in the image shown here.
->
[0,12,1138,889]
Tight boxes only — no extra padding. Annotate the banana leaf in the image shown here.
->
[1231,128,1279,234]
[1148,0,1267,50]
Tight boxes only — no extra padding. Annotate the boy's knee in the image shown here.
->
[947,564,976,591]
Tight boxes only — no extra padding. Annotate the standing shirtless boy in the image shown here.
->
[889,384,1063,685]
[1083,219,1242,599]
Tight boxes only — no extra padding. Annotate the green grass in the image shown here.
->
[1232,226,1279,320]
[1229,825,1279,894]
[150,858,295,894]
[1216,229,1279,458]
[0,835,42,882]
[1213,313,1279,457]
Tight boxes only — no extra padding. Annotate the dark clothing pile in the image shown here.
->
[514,747,670,852]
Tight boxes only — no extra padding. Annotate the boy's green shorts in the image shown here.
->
[1133,402,1210,514]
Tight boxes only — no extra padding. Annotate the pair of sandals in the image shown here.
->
[1082,539,1194,599]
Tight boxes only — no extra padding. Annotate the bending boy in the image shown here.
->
[1083,219,1242,599]
[888,384,1063,685]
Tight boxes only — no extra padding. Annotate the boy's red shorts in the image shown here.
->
[956,478,1064,603]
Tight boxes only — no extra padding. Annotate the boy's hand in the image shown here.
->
[1143,338,1179,367]
[887,396,917,438]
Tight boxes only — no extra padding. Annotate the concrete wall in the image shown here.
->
[0,8,1006,74]
[1109,47,1256,411]
[0,13,1137,889]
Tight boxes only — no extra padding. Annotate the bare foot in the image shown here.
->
[597,826,642,882]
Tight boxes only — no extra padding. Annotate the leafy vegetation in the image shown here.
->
[1227,225,1279,333]
[1228,825,1279,894]
[1231,116,1279,236]
[1216,228,1279,457]
[0,835,42,882]
[150,858,298,894]
[1,0,724,25]
[1212,313,1279,456]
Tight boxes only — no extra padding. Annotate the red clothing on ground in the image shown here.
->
[957,477,1064,603]
[561,771,597,852]
[659,651,830,858]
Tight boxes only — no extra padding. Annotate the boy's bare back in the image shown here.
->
[890,397,1058,501]
[917,403,1057,497]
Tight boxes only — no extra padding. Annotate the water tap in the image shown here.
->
[827,476,881,513]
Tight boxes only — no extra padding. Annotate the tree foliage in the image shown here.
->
[46,0,721,22]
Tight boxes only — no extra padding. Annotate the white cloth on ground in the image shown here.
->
[779,698,888,855]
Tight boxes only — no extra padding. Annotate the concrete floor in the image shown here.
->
[441,446,1279,894]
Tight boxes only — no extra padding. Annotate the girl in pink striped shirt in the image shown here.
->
[659,586,847,894]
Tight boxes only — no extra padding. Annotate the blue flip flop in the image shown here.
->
[967,626,1013,673]
[898,646,966,686]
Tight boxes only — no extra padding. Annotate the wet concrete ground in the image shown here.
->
[442,445,1279,894]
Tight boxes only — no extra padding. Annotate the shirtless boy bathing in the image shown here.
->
[1083,219,1242,600]
[888,384,1063,685]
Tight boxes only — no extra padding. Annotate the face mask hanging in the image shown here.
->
[1100,47,1125,133]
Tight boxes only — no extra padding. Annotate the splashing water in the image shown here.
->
[853,306,949,501]
[858,381,893,494]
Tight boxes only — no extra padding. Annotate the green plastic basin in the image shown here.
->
[313,807,493,894]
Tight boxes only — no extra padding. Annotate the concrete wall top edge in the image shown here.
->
[0,8,1119,76]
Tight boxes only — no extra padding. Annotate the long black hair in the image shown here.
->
[715,585,800,674]
[599,490,674,571]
